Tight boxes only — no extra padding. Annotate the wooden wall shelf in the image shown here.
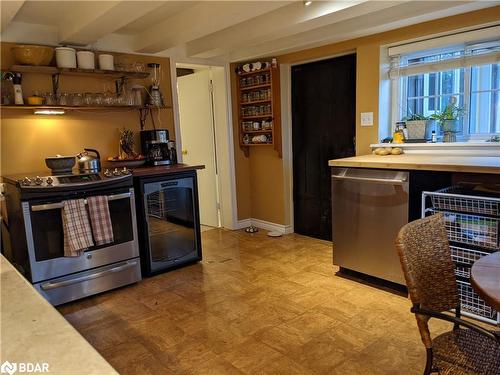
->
[1,105,169,111]
[240,83,271,91]
[236,63,282,157]
[8,65,150,97]
[10,65,149,79]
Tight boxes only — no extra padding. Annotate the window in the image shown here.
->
[390,37,500,139]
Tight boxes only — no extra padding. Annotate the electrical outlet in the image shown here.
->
[361,112,373,127]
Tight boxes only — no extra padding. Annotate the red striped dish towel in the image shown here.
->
[87,196,114,246]
[62,199,94,257]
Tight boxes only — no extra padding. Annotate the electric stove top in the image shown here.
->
[3,167,132,191]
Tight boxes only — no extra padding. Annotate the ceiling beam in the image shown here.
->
[58,1,164,45]
[186,0,385,58]
[1,1,25,32]
[134,1,292,54]
[228,1,492,61]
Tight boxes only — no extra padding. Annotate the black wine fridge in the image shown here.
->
[135,170,202,275]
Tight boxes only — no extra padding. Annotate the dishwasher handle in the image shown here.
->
[332,175,407,185]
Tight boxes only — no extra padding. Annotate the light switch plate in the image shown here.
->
[361,112,373,127]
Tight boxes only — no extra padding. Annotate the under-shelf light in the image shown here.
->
[303,0,312,6]
[33,109,66,115]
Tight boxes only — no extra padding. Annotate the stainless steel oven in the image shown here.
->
[3,171,141,305]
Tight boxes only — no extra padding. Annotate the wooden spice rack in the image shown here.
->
[236,64,281,157]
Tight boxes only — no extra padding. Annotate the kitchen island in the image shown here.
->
[329,152,500,324]
[0,255,117,374]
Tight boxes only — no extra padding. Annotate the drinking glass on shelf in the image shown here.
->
[58,93,69,106]
[72,93,83,106]
[103,91,114,106]
[94,93,104,106]
[115,94,125,106]
[132,88,143,106]
[83,92,93,106]
[43,92,57,105]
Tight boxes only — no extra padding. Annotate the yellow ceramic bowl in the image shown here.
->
[11,45,54,66]
[27,96,44,105]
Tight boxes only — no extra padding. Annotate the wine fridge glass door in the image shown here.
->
[143,177,198,272]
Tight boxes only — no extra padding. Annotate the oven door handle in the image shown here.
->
[31,192,132,212]
[40,260,138,291]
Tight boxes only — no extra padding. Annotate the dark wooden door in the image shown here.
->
[292,54,356,241]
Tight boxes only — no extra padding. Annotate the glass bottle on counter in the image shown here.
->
[431,131,437,143]
[393,122,405,144]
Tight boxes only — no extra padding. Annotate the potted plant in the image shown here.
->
[402,112,428,140]
[430,97,465,142]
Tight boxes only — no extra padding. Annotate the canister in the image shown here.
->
[77,51,95,69]
[55,47,76,68]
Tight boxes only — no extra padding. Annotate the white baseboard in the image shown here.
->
[234,219,252,230]
[235,218,293,234]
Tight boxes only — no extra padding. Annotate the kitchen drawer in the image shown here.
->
[34,258,141,305]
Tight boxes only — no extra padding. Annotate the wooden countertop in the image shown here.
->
[328,154,500,174]
[0,255,117,374]
[130,163,205,177]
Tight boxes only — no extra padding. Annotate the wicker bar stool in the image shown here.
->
[395,214,500,375]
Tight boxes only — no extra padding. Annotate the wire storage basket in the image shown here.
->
[457,280,498,322]
[450,245,490,279]
[430,185,500,216]
[431,210,500,250]
[423,185,500,325]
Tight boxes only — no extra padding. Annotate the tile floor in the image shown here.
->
[58,229,452,374]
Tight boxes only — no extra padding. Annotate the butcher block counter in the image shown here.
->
[328,154,500,174]
[130,163,205,177]
[99,163,205,177]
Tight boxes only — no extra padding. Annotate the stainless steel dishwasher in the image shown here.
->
[331,167,409,285]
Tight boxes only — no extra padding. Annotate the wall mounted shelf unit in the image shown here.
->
[235,63,281,157]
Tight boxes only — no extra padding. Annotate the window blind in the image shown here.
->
[389,40,500,79]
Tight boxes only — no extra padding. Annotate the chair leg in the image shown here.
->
[424,348,433,375]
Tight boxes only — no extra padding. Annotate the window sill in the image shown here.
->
[370,141,500,156]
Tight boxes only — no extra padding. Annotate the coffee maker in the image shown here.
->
[141,129,171,166]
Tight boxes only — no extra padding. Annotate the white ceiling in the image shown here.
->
[1,1,498,63]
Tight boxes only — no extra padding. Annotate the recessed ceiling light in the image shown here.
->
[304,1,312,6]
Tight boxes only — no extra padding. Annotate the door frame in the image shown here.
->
[280,51,357,233]
[170,59,238,230]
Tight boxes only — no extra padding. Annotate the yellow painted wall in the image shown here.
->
[1,42,174,176]
[233,6,500,224]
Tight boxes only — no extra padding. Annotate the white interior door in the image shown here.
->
[177,69,219,227]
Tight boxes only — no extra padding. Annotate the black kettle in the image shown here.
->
[76,148,101,173]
